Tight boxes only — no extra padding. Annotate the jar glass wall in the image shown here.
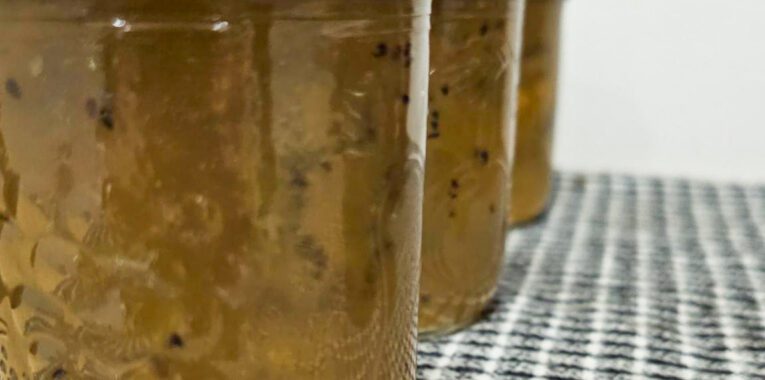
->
[419,0,524,335]
[0,1,430,378]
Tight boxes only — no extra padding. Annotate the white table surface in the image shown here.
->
[553,0,765,183]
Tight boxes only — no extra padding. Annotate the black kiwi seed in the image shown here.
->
[480,22,489,36]
[5,78,21,99]
[440,84,450,96]
[290,170,309,189]
[168,333,184,348]
[476,149,489,165]
[372,42,388,58]
[52,368,66,379]
[99,106,114,130]
[401,94,410,105]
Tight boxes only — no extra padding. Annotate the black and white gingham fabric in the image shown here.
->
[417,172,765,380]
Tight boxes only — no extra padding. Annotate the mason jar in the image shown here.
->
[419,0,524,335]
[508,0,563,225]
[0,0,430,378]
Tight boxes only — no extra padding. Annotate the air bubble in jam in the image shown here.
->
[111,18,127,28]
[211,21,230,32]
[0,1,428,379]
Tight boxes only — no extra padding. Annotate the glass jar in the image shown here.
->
[508,0,563,224]
[0,1,430,378]
[419,0,524,335]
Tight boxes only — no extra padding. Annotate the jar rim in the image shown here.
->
[0,0,433,22]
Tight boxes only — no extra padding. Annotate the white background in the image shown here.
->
[554,0,765,183]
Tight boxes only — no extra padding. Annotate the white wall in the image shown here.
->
[554,0,765,182]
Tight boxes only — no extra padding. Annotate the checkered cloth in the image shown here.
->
[417,172,765,380]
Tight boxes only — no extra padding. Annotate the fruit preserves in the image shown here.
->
[0,1,430,378]
[419,0,524,335]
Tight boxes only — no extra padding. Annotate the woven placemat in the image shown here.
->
[417,173,765,380]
